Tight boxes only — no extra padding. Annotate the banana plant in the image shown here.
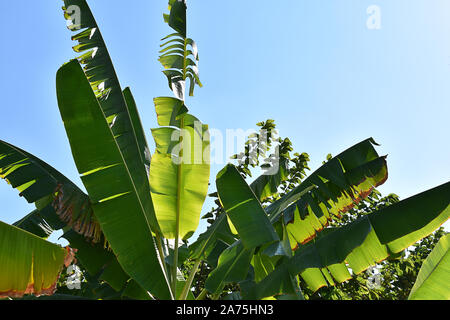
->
[191,137,449,299]
[0,0,201,300]
[201,160,449,299]
[0,0,449,301]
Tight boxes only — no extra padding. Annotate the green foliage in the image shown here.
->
[304,228,447,300]
[408,231,450,299]
[192,124,449,300]
[0,1,448,301]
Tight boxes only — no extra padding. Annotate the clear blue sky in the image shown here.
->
[1,1,449,242]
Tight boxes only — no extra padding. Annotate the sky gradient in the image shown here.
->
[1,1,449,242]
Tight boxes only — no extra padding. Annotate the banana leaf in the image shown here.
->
[56,59,171,299]
[409,233,450,300]
[189,213,236,261]
[62,0,159,233]
[160,0,202,99]
[216,164,279,249]
[13,209,53,239]
[0,221,71,298]
[0,140,145,298]
[149,97,210,240]
[244,182,450,298]
[267,138,388,247]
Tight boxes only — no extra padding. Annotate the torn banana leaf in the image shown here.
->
[267,138,388,248]
[0,140,100,242]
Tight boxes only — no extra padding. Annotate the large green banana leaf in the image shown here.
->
[0,221,71,298]
[0,140,100,242]
[56,59,171,299]
[408,233,450,300]
[160,0,202,99]
[243,182,450,299]
[150,97,210,240]
[267,138,388,247]
[62,0,159,233]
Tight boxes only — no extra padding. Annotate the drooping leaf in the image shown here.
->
[408,233,450,300]
[0,221,71,298]
[206,240,231,269]
[267,138,388,247]
[56,59,171,299]
[242,259,304,300]
[0,140,100,242]
[244,182,450,298]
[204,220,296,297]
[242,221,305,300]
[0,141,146,298]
